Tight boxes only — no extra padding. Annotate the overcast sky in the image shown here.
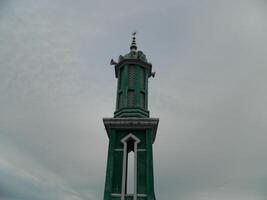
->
[1,0,267,199]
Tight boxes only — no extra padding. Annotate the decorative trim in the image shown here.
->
[121,141,127,200]
[136,194,147,197]
[111,193,121,197]
[103,118,159,143]
[114,107,149,118]
[134,142,138,200]
[114,149,124,151]
[114,59,152,78]
[137,149,146,152]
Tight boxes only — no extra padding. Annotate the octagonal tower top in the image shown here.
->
[110,34,155,118]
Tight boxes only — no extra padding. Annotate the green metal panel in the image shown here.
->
[111,197,120,200]
[146,129,155,199]
[123,65,128,109]
[137,151,147,194]
[104,131,116,200]
[112,151,123,193]
[135,65,141,107]
[144,68,148,110]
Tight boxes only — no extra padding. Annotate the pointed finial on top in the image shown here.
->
[130,32,137,52]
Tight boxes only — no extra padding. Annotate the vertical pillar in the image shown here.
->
[104,131,115,200]
[146,129,155,200]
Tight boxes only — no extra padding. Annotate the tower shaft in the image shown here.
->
[103,35,158,200]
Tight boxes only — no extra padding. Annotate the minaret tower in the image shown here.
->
[103,33,159,200]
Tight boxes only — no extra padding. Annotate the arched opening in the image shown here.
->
[121,134,140,200]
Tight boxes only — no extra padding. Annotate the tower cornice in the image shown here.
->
[103,118,159,143]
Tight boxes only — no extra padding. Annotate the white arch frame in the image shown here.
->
[120,133,140,200]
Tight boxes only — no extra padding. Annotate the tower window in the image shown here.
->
[128,90,134,107]
[128,65,135,88]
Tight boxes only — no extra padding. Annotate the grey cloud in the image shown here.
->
[0,136,94,200]
[1,0,267,199]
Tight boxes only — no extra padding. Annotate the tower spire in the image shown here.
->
[130,32,137,51]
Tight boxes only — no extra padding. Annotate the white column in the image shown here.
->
[121,142,127,200]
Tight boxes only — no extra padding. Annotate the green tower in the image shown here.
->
[103,33,159,200]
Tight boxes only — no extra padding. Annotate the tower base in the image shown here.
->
[103,117,159,200]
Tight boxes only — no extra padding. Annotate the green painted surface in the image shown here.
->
[104,129,156,200]
[114,50,152,118]
[104,41,157,200]
[137,151,147,194]
[112,151,123,193]
[146,130,156,199]
[103,131,115,200]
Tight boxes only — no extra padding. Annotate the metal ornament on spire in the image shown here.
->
[130,32,137,52]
